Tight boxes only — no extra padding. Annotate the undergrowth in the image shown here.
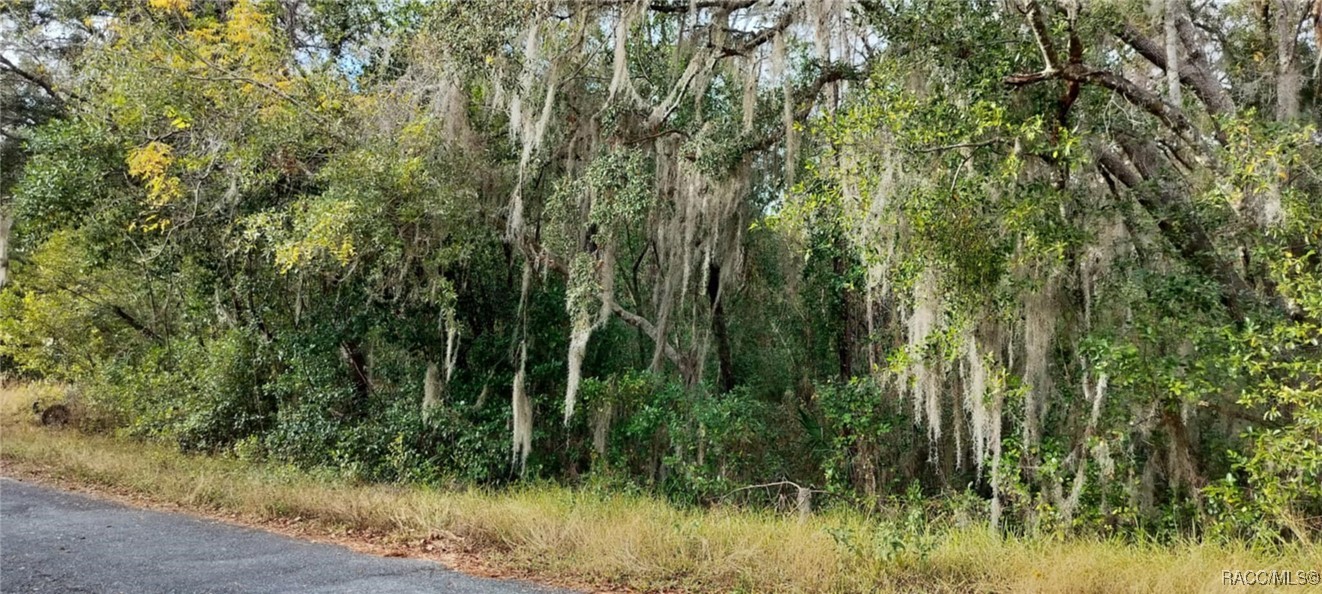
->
[2,384,1315,593]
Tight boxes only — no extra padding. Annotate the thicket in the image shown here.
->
[1,0,1319,546]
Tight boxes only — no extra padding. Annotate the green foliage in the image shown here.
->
[1207,219,1322,542]
[2,0,1320,549]
[816,378,921,497]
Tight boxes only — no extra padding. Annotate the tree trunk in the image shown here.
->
[339,340,372,404]
[834,247,854,380]
[707,262,735,393]
[0,209,11,291]
[1273,0,1303,121]
[422,361,443,418]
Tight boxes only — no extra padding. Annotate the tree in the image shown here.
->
[1,0,1318,541]
[789,0,1320,533]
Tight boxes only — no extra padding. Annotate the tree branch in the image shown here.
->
[1008,61,1207,150]
[1094,145,1249,323]
[0,54,73,105]
[744,63,862,154]
[611,301,686,369]
[1023,0,1061,73]
[648,0,757,14]
[1009,4,1215,152]
[1116,22,1235,123]
[912,137,1005,154]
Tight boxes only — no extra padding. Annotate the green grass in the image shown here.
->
[2,384,1317,593]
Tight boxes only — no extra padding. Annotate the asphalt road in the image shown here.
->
[0,478,574,594]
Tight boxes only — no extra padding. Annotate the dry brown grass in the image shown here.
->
[1,384,1317,593]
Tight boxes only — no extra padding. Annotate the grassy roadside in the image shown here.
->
[1,385,1316,593]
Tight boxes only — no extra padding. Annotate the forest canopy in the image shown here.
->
[1,0,1320,544]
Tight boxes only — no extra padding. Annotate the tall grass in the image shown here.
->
[1,385,1316,593]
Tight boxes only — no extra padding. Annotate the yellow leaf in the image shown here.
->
[127,141,183,206]
[148,0,191,14]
